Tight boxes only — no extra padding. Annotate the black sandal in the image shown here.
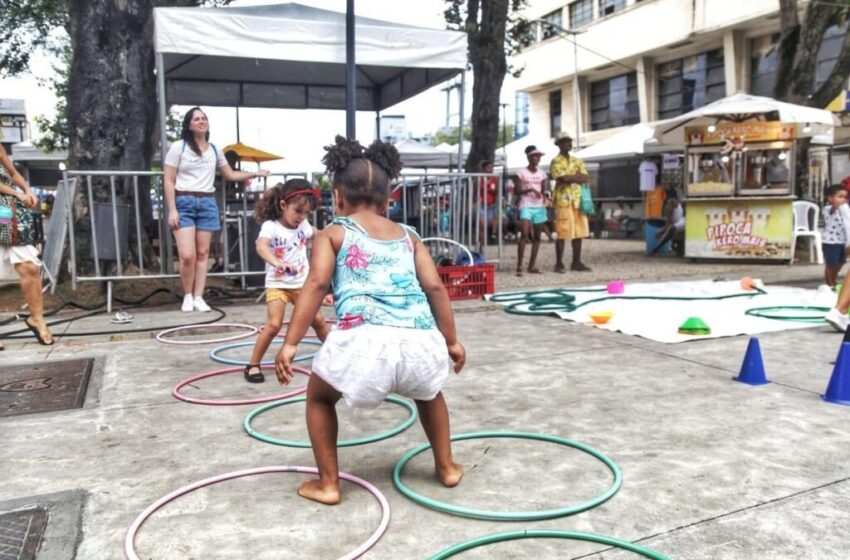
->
[244,364,265,383]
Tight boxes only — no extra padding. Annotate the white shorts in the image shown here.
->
[0,245,41,282]
[312,324,451,408]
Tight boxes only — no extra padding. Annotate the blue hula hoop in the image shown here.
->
[209,339,322,366]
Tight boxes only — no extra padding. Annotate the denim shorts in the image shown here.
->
[478,206,496,220]
[519,206,548,225]
[823,243,846,267]
[176,194,221,232]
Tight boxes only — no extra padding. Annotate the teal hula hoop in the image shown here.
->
[393,431,622,521]
[244,395,418,448]
[427,529,670,559]
[744,305,829,322]
[209,339,321,366]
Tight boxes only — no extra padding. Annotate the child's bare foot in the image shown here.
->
[297,479,341,505]
[437,462,464,487]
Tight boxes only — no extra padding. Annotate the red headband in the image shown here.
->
[283,188,320,202]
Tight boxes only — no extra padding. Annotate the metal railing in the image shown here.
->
[58,169,505,310]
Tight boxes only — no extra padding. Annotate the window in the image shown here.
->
[569,0,593,29]
[590,73,639,131]
[658,49,725,119]
[515,92,530,139]
[549,89,562,137]
[598,0,626,17]
[540,9,562,40]
[750,24,848,97]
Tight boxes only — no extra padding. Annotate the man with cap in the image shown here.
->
[550,132,591,272]
[513,145,549,276]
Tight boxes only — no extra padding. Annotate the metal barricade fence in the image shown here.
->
[59,170,503,310]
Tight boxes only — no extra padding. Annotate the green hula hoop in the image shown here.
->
[495,287,766,316]
[392,431,622,521]
[427,529,670,560]
[244,395,417,448]
[744,305,829,322]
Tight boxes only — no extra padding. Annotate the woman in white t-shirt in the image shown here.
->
[164,107,269,312]
[243,179,330,383]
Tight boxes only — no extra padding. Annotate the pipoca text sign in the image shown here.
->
[685,199,793,260]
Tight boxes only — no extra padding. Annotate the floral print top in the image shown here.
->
[332,216,435,331]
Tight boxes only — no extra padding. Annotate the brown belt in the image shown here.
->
[176,191,215,198]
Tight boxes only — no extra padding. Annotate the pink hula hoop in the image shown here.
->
[124,466,390,560]
[156,323,259,345]
[172,365,310,406]
[258,318,337,338]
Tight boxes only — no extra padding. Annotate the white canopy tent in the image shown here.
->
[395,139,455,169]
[153,3,468,163]
[573,122,674,162]
[652,92,840,146]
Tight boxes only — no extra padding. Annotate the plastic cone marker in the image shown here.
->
[734,337,770,386]
[678,317,711,335]
[823,342,850,406]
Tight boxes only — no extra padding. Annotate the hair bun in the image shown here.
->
[322,135,364,175]
[364,140,403,180]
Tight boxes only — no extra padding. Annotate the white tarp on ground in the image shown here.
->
[486,280,835,344]
[652,93,840,146]
[154,3,467,111]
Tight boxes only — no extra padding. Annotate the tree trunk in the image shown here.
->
[464,0,509,173]
[67,0,158,275]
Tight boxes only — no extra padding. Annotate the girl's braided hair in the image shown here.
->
[254,178,316,224]
[322,135,402,206]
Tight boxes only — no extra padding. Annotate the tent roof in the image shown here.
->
[395,139,453,168]
[573,122,675,162]
[154,3,467,112]
[10,142,67,165]
[653,93,839,145]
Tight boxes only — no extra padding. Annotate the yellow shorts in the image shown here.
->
[266,288,301,304]
[555,206,590,240]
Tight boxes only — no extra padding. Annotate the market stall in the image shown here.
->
[652,93,840,261]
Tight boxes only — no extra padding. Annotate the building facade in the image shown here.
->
[512,0,844,150]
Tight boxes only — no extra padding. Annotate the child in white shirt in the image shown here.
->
[243,179,329,383]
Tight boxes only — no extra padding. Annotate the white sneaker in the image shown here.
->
[825,308,849,332]
[193,297,211,313]
[181,294,194,313]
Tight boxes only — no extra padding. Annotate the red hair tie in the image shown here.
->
[283,188,321,202]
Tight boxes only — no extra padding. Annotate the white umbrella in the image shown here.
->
[652,92,840,145]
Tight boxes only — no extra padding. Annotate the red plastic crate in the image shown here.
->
[437,263,495,301]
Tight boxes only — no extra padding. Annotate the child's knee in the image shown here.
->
[267,318,283,333]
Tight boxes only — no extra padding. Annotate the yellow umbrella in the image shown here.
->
[221,141,283,163]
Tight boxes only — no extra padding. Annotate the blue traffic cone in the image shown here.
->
[823,342,850,405]
[734,337,770,385]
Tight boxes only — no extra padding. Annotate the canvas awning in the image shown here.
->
[153,3,467,112]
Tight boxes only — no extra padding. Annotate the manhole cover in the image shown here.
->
[0,507,48,560]
[0,359,93,418]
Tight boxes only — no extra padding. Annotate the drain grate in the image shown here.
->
[0,359,93,418]
[0,507,48,560]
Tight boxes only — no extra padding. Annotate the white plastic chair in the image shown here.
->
[791,200,824,264]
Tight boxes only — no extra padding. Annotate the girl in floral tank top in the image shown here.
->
[275,136,466,506]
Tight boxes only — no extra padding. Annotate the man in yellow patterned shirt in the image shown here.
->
[550,132,591,272]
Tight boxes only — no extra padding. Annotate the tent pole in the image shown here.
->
[346,0,356,138]
[376,110,381,140]
[156,51,174,276]
[236,107,240,142]
[457,70,466,172]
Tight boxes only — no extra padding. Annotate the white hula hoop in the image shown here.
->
[421,237,474,267]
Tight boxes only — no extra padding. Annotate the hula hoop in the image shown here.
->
[244,395,417,447]
[490,287,766,316]
[209,339,322,366]
[258,318,336,339]
[124,466,390,560]
[172,365,310,406]
[421,237,474,267]
[155,323,258,345]
[393,431,622,521]
[426,530,670,560]
[745,305,829,322]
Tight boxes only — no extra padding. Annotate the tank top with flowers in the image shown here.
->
[331,216,435,330]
